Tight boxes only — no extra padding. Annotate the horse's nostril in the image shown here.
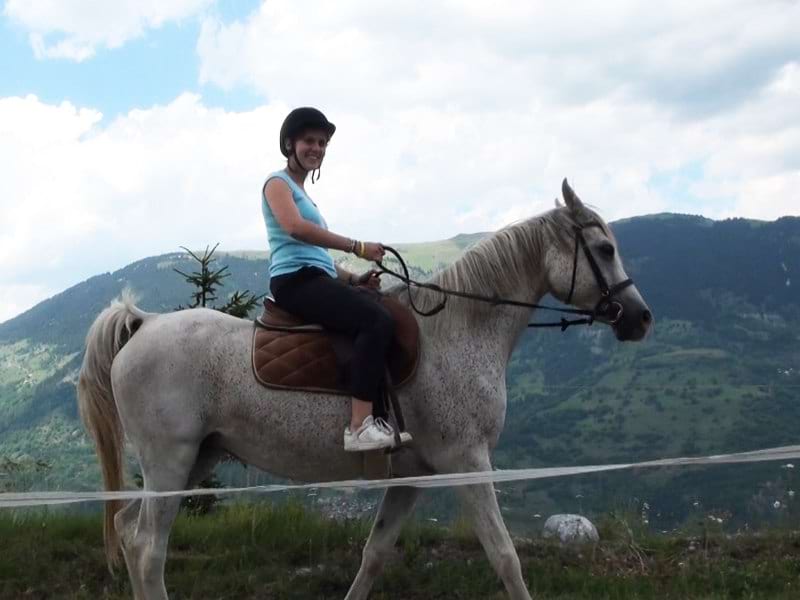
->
[642,310,652,324]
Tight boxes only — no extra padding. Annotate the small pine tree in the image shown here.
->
[174,244,263,318]
[170,243,265,514]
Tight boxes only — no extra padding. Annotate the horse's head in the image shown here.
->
[542,179,652,341]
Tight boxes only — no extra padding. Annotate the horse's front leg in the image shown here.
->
[456,465,532,599]
[344,485,420,600]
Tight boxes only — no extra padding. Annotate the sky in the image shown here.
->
[1,0,799,324]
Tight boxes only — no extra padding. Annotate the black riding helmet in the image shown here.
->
[279,107,336,158]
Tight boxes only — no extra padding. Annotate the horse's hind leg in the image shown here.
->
[125,441,199,600]
[116,441,222,600]
[344,486,420,600]
[114,499,142,594]
[457,478,532,600]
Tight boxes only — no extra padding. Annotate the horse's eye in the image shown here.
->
[599,242,615,258]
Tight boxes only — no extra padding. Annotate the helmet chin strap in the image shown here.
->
[287,147,302,176]
[288,146,322,183]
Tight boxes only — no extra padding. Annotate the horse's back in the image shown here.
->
[110,309,252,438]
[113,308,250,378]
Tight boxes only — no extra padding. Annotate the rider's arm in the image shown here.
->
[264,179,354,252]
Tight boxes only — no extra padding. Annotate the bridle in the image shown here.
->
[376,221,634,331]
[564,221,634,327]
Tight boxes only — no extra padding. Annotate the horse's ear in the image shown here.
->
[562,178,584,213]
[554,197,562,208]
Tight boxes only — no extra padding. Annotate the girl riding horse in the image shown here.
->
[262,107,411,452]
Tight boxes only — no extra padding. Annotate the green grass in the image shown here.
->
[1,503,799,599]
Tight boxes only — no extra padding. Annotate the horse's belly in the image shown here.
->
[218,427,365,482]
[211,383,367,482]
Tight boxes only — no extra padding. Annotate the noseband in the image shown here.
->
[377,221,634,332]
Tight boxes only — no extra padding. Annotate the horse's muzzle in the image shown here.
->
[611,304,653,341]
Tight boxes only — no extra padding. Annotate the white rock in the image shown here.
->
[542,514,599,544]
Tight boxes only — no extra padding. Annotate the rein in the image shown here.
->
[376,222,633,332]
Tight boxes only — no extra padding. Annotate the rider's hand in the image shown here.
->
[362,242,385,262]
[355,270,381,289]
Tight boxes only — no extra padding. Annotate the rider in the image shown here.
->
[262,107,411,452]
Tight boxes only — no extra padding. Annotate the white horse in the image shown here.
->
[78,180,651,599]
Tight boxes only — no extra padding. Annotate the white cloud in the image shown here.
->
[197,0,800,116]
[194,0,799,223]
[0,94,285,289]
[4,0,214,61]
[0,96,105,272]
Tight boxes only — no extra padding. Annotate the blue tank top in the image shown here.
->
[262,170,337,279]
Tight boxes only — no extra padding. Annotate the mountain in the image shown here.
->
[495,214,800,528]
[1,214,799,528]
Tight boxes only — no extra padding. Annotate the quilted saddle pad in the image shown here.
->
[252,295,420,395]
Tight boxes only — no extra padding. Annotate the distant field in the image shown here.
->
[220,234,486,275]
[0,341,78,426]
[638,348,730,365]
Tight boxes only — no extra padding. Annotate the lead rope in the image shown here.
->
[376,246,596,331]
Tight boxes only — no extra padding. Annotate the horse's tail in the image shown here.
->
[77,289,148,569]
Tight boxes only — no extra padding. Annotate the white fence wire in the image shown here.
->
[2,444,799,509]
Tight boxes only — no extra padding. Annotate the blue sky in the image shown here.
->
[1,1,262,117]
[0,0,798,323]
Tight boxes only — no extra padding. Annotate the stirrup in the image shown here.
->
[375,417,412,451]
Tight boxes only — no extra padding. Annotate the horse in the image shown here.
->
[77,180,652,599]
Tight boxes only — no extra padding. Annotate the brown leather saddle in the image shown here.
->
[252,293,420,396]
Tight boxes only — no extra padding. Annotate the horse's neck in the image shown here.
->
[460,277,547,362]
[417,230,549,364]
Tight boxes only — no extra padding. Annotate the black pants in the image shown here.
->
[270,267,393,415]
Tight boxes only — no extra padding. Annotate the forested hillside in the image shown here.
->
[1,214,798,528]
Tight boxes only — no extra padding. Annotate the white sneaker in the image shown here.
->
[344,415,395,452]
[374,417,413,445]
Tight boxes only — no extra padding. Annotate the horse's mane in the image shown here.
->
[387,205,610,331]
